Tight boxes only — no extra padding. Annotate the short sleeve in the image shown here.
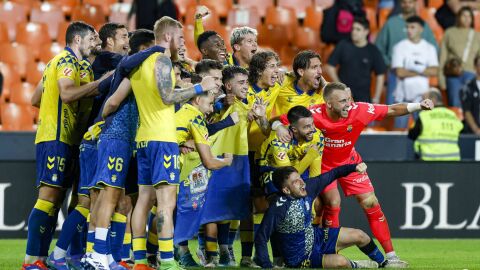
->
[391,43,404,69]
[190,115,210,145]
[327,41,343,66]
[461,85,473,112]
[371,46,387,75]
[355,102,389,125]
[270,140,292,167]
[56,55,78,81]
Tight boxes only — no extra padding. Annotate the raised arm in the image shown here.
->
[386,99,434,117]
[155,54,217,105]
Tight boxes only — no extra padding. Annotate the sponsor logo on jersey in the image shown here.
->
[63,68,73,77]
[347,125,353,132]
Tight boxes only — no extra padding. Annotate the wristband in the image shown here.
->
[272,120,282,131]
[214,100,224,112]
[194,84,203,95]
[407,103,422,113]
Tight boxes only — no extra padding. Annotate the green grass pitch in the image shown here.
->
[2,239,479,269]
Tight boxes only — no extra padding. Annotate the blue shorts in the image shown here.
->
[78,143,97,196]
[310,227,341,268]
[36,141,74,188]
[136,141,179,186]
[95,138,133,189]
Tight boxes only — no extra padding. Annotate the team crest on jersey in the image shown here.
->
[63,68,73,77]
[111,174,117,183]
[170,172,176,181]
[347,125,353,132]
[287,97,293,103]
[277,152,286,160]
[52,174,58,182]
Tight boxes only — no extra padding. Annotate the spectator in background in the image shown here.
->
[326,17,387,103]
[375,0,438,105]
[435,0,480,30]
[408,88,463,160]
[439,6,480,108]
[321,0,365,44]
[0,70,3,97]
[460,55,480,135]
[128,0,179,30]
[391,16,438,128]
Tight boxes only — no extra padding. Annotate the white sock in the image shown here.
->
[24,255,38,264]
[53,246,67,260]
[95,227,109,241]
[107,253,115,265]
[386,251,397,259]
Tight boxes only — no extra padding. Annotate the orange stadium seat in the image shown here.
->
[39,42,63,63]
[56,21,70,45]
[16,22,52,61]
[419,7,444,43]
[227,6,261,29]
[10,82,35,105]
[50,0,80,16]
[363,0,379,9]
[257,24,288,53]
[11,0,42,10]
[0,103,35,131]
[0,1,28,41]
[379,7,392,28]
[0,22,9,43]
[83,0,116,16]
[365,7,378,33]
[109,3,131,25]
[0,62,21,92]
[314,0,334,9]
[72,4,106,26]
[280,45,300,67]
[214,24,233,52]
[26,62,45,85]
[293,26,322,51]
[304,6,323,31]
[448,106,464,121]
[185,6,220,29]
[278,0,313,18]
[199,0,232,18]
[30,2,66,41]
[265,6,298,42]
[238,0,274,18]
[176,0,197,20]
[0,43,34,79]
[428,0,443,9]
[183,25,202,61]
[474,10,480,32]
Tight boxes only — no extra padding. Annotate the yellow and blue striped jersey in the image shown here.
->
[130,51,177,143]
[275,77,324,116]
[257,128,324,178]
[176,103,209,146]
[247,83,281,152]
[35,48,81,145]
[75,59,95,144]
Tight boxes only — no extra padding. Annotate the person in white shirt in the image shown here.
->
[392,15,439,128]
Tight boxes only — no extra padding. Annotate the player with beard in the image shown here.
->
[274,82,434,268]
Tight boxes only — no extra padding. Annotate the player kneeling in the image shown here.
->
[255,165,396,269]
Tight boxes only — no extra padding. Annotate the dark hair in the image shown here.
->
[99,22,127,48]
[287,106,312,125]
[272,166,298,194]
[405,15,425,27]
[190,73,202,84]
[196,30,219,50]
[248,51,280,85]
[474,55,480,66]
[195,59,223,75]
[323,82,348,100]
[456,6,475,28]
[292,50,321,80]
[129,29,154,54]
[354,16,370,30]
[65,21,95,45]
[222,65,248,84]
[173,61,192,80]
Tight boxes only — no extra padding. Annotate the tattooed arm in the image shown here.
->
[155,54,217,105]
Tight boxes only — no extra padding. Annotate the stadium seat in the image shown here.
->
[363,0,379,9]
[11,0,42,10]
[365,7,378,33]
[227,6,261,29]
[30,2,66,41]
[176,0,197,20]
[448,106,464,121]
[265,6,298,42]
[277,0,313,18]
[50,0,80,16]
[10,82,35,105]
[26,62,45,86]
[474,10,480,32]
[71,4,106,26]
[257,24,288,53]
[293,27,322,51]
[83,0,116,16]
[0,62,21,93]
[379,7,392,28]
[56,21,70,45]
[0,43,34,79]
[39,42,63,64]
[419,7,444,43]
[183,25,202,61]
[0,102,35,131]
[199,0,232,18]
[185,6,220,29]
[109,3,131,25]
[0,1,28,41]
[314,0,334,9]
[0,22,8,43]
[304,6,323,31]
[428,0,443,9]
[16,22,52,61]
[280,45,300,67]
[238,0,274,17]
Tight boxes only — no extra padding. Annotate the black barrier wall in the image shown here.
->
[0,160,479,238]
